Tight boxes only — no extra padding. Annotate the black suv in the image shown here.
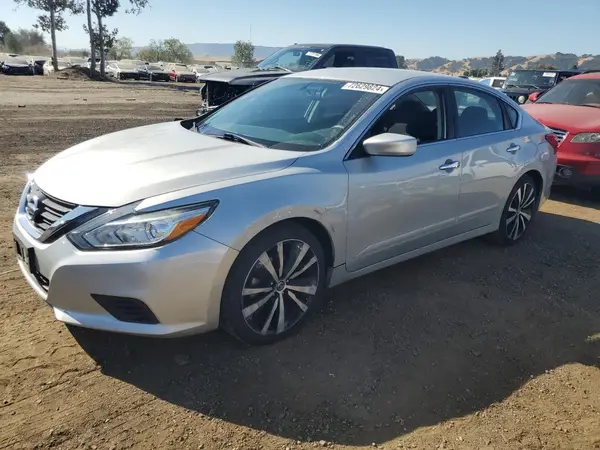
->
[501,69,582,104]
[196,43,398,115]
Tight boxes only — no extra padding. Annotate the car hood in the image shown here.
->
[522,103,600,132]
[5,62,29,68]
[197,67,289,83]
[33,121,300,207]
[176,70,195,75]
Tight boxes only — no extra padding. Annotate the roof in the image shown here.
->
[286,67,451,86]
[569,72,600,80]
[290,43,393,51]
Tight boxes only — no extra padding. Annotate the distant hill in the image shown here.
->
[131,42,282,60]
[406,52,600,75]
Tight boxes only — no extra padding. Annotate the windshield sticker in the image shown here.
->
[342,82,390,95]
[542,72,557,77]
[306,51,322,58]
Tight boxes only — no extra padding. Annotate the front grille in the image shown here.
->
[202,81,251,108]
[91,294,160,324]
[548,126,568,145]
[25,184,77,233]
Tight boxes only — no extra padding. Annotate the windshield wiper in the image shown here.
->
[215,132,265,147]
[579,104,600,108]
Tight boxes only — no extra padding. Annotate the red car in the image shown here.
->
[522,72,600,189]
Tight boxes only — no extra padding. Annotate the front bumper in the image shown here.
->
[13,209,238,337]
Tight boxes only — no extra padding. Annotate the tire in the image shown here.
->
[220,223,327,345]
[489,174,539,246]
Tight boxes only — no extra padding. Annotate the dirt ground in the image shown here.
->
[0,75,599,450]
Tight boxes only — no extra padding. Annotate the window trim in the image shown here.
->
[448,85,523,140]
[345,84,449,160]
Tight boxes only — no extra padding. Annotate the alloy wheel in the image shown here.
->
[506,182,536,240]
[241,239,319,336]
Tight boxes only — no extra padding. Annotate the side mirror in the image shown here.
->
[363,133,417,157]
[528,91,542,103]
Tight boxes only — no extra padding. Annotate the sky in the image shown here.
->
[1,0,599,60]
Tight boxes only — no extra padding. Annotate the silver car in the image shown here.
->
[13,68,558,345]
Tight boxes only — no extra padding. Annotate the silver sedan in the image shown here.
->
[13,68,558,345]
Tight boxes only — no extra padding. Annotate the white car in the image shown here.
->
[479,77,506,90]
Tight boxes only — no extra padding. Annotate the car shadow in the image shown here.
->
[71,211,600,446]
[550,185,599,209]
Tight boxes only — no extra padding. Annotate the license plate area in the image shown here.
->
[14,234,49,291]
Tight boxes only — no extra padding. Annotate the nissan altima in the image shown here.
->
[13,68,557,345]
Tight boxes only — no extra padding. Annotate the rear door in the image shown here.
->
[448,86,532,231]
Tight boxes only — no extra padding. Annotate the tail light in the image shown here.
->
[545,133,559,154]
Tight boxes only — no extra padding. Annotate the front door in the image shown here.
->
[344,86,463,272]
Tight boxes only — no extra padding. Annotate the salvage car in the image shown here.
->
[196,43,398,115]
[522,72,600,189]
[32,57,47,75]
[501,69,581,104]
[13,68,557,345]
[478,76,506,89]
[168,63,196,82]
[2,56,34,75]
[137,64,170,82]
[106,62,140,80]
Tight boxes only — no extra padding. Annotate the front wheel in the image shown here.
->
[489,174,539,245]
[220,223,326,345]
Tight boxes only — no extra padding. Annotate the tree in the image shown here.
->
[0,21,10,46]
[14,0,83,71]
[162,38,192,63]
[84,22,118,61]
[395,54,407,69]
[85,0,95,73]
[107,36,133,60]
[87,0,148,76]
[4,32,23,53]
[490,49,505,76]
[136,38,192,63]
[232,40,255,68]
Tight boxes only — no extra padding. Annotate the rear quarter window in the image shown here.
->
[363,51,395,68]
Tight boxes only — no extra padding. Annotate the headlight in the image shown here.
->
[69,203,217,250]
[518,95,527,104]
[571,133,600,143]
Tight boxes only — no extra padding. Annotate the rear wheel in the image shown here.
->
[220,223,326,345]
[489,174,539,245]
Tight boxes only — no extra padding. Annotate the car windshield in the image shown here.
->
[257,47,326,72]
[11,58,30,65]
[175,64,190,70]
[119,63,136,70]
[146,65,162,70]
[505,70,557,89]
[195,77,387,151]
[537,78,600,107]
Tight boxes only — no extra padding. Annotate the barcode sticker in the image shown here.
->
[542,72,556,77]
[341,82,389,94]
[306,52,322,58]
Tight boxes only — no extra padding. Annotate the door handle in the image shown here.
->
[506,143,521,154]
[439,160,460,171]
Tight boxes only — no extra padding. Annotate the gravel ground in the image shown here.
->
[0,75,599,450]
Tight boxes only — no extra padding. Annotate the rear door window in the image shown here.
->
[362,50,394,68]
[452,88,504,137]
